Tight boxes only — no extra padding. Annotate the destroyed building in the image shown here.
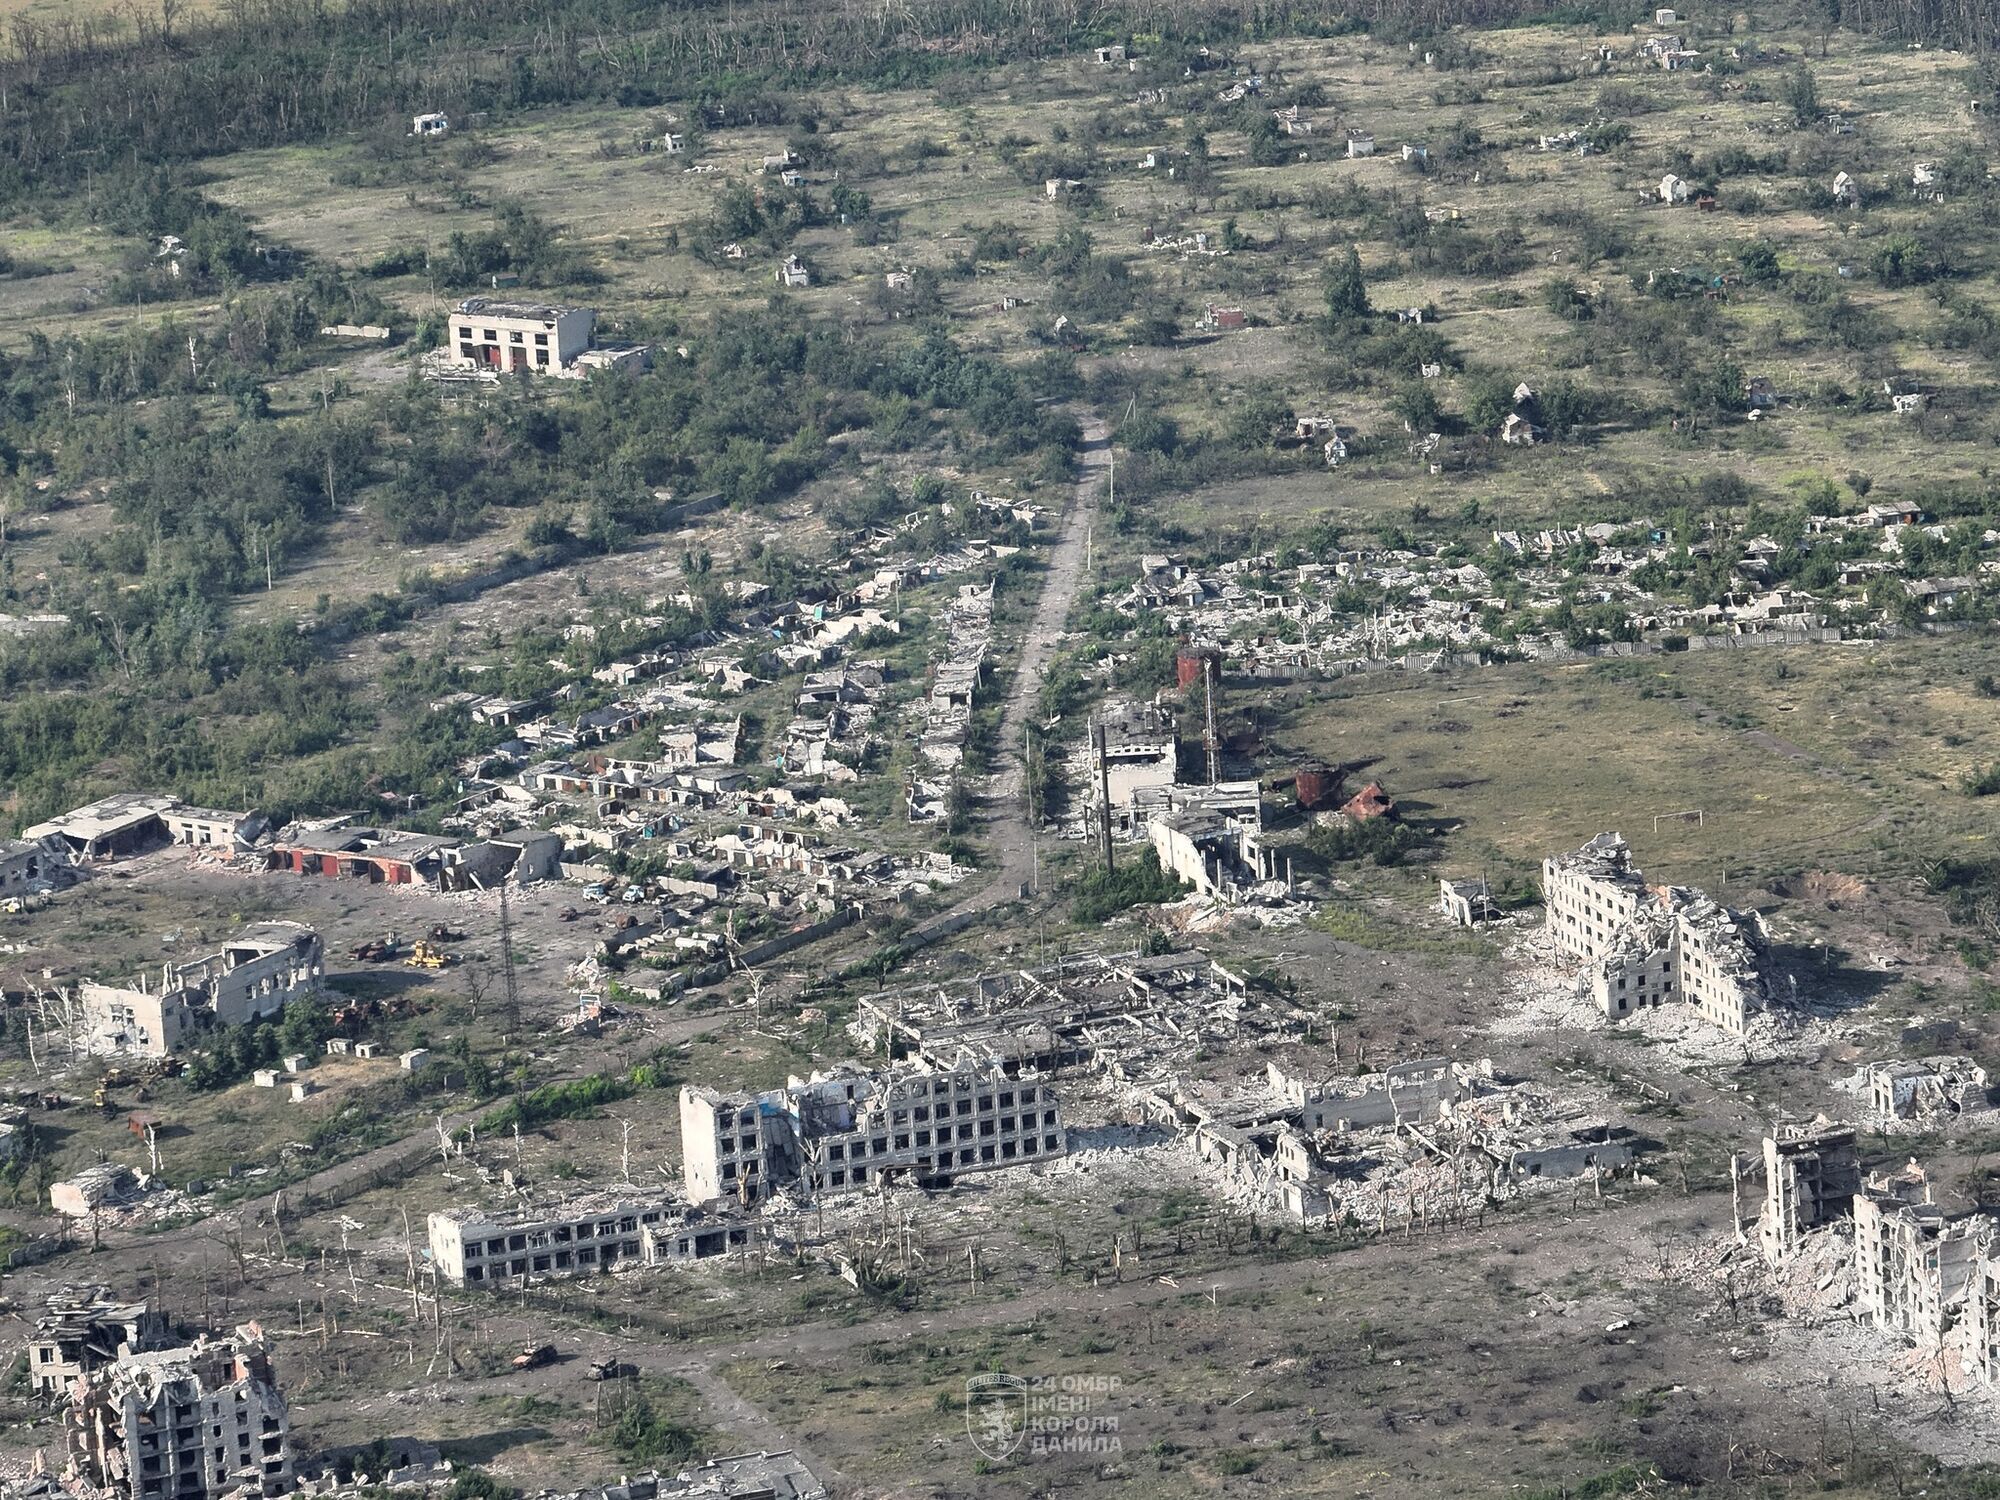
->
[852,950,1275,1081]
[1089,698,1179,837]
[25,797,259,862]
[1851,1161,1996,1350]
[76,924,323,1059]
[1758,1124,2000,1388]
[427,1193,759,1286]
[1759,1118,1861,1263]
[28,1291,170,1396]
[1865,1057,1994,1126]
[1542,832,1772,1032]
[523,1453,826,1500]
[63,1324,290,1500]
[1176,1055,1633,1225]
[680,1057,1065,1204]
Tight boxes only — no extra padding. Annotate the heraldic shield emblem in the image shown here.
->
[964,1372,1029,1459]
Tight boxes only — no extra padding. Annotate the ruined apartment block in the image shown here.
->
[1761,1128,2000,1386]
[681,1059,1065,1204]
[76,923,323,1059]
[1543,832,1771,1033]
[427,1193,758,1286]
[1851,1161,1996,1349]
[64,1325,290,1500]
[1759,1118,1861,1263]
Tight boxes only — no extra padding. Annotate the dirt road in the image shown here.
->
[907,411,1108,943]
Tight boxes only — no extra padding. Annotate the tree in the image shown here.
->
[1389,381,1442,434]
[1781,65,1820,129]
[1323,245,1370,323]
[1538,379,1591,441]
[1678,357,1746,415]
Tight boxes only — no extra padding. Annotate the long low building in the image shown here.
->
[427,1194,758,1287]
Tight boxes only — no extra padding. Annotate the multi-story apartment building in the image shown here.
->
[446,298,595,374]
[427,1194,759,1287]
[680,1060,1065,1204]
[64,1326,290,1500]
[77,924,323,1059]
[1542,832,1769,1033]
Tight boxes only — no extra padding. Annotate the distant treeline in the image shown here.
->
[6,0,1986,203]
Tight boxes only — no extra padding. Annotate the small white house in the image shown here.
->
[412,112,450,139]
[1655,7,1678,23]
[1346,133,1377,159]
[662,133,685,153]
[1659,173,1689,203]
[1832,170,1858,205]
[400,1048,432,1074]
[777,255,810,288]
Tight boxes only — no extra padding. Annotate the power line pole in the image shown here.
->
[1204,656,1220,786]
[499,883,520,1047]
[1093,716,1114,875]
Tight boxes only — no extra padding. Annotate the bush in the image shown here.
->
[1073,848,1189,923]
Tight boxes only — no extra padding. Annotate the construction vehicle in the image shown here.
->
[584,1357,632,1381]
[512,1344,557,1372]
[427,924,467,943]
[405,940,457,970]
[349,936,397,962]
[93,1083,113,1117]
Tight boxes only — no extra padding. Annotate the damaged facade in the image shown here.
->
[63,1325,290,1500]
[427,1193,759,1287]
[1758,1122,2000,1389]
[28,1291,170,1396]
[680,1057,1066,1204]
[76,924,324,1059]
[1543,832,1772,1033]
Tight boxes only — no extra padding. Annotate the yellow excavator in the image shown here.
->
[404,940,457,970]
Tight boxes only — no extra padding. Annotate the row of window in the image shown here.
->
[464,1242,629,1282]
[462,1212,658,1258]
[822,1133,1061,1186]
[826,1110,1057,1159]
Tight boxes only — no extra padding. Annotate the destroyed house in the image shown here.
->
[447,298,594,373]
[77,924,323,1059]
[63,1326,290,1500]
[29,1292,169,1395]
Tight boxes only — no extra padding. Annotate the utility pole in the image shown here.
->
[498,882,520,1046]
[1092,716,1114,874]
[1203,656,1220,786]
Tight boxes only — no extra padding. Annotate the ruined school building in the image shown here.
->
[1542,832,1771,1033]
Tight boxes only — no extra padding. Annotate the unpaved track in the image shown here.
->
[908,410,1108,943]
